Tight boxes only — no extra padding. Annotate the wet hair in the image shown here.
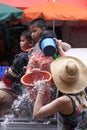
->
[29,18,47,29]
[40,29,57,39]
[21,30,33,41]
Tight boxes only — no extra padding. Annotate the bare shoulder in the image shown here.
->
[57,95,73,114]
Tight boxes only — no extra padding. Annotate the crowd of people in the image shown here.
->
[0,18,87,130]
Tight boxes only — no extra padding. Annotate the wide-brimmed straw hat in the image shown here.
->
[50,56,87,94]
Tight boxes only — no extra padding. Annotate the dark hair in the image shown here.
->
[21,30,33,41]
[40,29,57,39]
[29,18,47,29]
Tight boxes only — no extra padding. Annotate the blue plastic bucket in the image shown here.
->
[40,37,56,56]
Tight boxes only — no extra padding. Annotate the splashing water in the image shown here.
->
[11,80,47,119]
[11,81,46,118]
[11,89,33,119]
[1,114,14,130]
[1,80,50,129]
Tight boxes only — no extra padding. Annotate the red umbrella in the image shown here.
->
[0,0,50,9]
[23,2,87,21]
[22,1,87,32]
[57,0,87,9]
[0,0,87,10]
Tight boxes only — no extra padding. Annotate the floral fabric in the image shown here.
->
[27,43,54,72]
[60,91,87,130]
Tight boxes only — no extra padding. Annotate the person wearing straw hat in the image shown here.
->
[33,56,87,130]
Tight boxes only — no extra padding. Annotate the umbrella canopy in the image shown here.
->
[0,0,50,9]
[23,2,87,21]
[0,3,23,22]
[0,0,87,10]
[58,0,87,9]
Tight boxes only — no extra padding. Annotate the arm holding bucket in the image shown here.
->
[54,38,66,57]
[33,81,73,118]
[56,39,71,51]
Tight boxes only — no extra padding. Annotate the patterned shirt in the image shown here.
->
[60,91,87,129]
[27,43,54,72]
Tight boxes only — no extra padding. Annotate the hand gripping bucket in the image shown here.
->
[40,37,56,56]
[21,70,52,88]
[21,70,52,103]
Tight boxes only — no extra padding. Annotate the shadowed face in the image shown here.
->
[30,24,45,43]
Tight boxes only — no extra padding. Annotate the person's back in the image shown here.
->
[58,90,87,129]
[32,56,87,130]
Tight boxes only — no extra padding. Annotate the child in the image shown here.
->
[10,30,34,76]
[29,18,71,50]
[0,30,34,117]
[26,18,71,74]
[33,56,87,130]
[26,30,65,73]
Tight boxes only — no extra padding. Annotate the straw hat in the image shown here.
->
[50,56,87,94]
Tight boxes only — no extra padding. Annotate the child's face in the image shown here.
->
[30,24,44,42]
[20,35,34,51]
